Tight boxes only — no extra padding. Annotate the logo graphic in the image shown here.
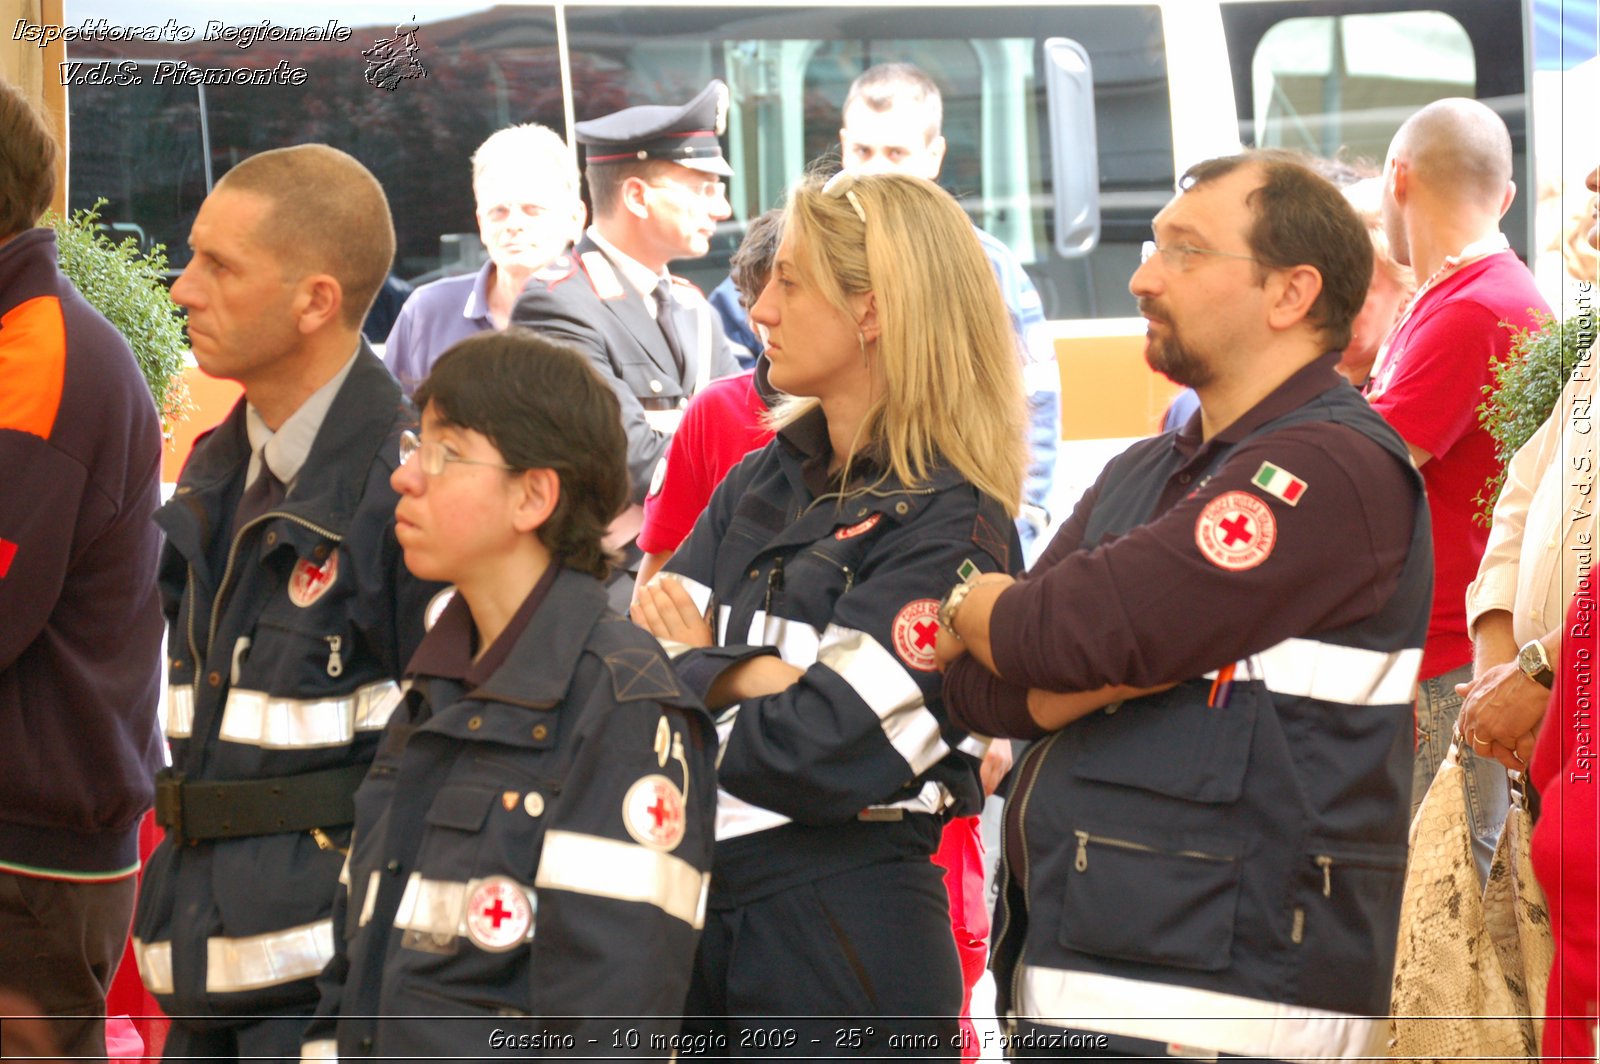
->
[622,774,687,852]
[464,876,534,952]
[288,550,339,607]
[891,599,943,672]
[1194,491,1277,571]
[835,513,881,540]
[363,20,426,91]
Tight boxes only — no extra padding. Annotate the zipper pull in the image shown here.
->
[1315,854,1333,897]
[1074,830,1089,873]
[1291,906,1305,944]
[325,635,344,678]
[764,557,785,613]
[841,565,854,593]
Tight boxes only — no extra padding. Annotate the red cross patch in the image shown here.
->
[622,774,687,852]
[835,513,882,540]
[288,550,339,607]
[464,875,535,952]
[0,538,16,579]
[891,598,943,672]
[1194,491,1277,571]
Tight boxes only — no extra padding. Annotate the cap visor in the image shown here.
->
[680,155,734,177]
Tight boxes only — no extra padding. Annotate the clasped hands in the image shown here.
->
[1454,661,1546,772]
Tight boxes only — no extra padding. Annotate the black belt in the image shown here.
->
[154,763,368,845]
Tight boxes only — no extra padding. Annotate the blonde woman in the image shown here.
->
[633,170,1026,1056]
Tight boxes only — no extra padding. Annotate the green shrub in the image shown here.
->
[43,200,189,432]
[1476,309,1593,523]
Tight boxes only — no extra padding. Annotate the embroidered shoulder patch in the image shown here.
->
[890,599,943,672]
[288,550,339,607]
[1194,491,1277,571]
[464,876,535,952]
[835,513,881,540]
[1251,461,1308,506]
[623,774,687,851]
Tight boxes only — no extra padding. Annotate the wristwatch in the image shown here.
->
[938,579,977,638]
[1516,638,1554,689]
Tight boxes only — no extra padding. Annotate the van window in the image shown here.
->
[1249,11,1474,163]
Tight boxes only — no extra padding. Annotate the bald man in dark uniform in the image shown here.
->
[512,80,741,604]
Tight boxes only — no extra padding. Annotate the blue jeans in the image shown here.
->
[1410,662,1510,883]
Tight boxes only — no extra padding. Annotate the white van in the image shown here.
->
[61,0,1540,461]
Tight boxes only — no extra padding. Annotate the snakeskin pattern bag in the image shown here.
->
[1388,745,1551,1062]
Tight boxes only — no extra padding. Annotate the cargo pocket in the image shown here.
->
[1288,840,1406,1014]
[1059,825,1243,972]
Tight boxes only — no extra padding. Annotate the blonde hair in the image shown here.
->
[772,170,1026,516]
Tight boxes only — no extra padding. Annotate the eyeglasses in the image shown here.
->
[822,169,868,224]
[1140,239,1261,271]
[644,178,728,201]
[398,430,517,476]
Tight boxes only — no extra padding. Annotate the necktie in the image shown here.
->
[234,462,286,532]
[652,278,687,379]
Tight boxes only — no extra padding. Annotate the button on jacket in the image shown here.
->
[302,567,716,1059]
[132,346,441,1019]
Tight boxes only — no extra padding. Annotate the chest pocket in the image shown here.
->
[417,704,565,884]
[1067,679,1257,805]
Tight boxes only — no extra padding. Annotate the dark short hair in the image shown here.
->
[215,144,395,329]
[1182,149,1372,350]
[0,78,57,239]
[729,208,784,307]
[414,330,629,581]
[585,158,672,218]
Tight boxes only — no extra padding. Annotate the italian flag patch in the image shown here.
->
[1252,462,1307,506]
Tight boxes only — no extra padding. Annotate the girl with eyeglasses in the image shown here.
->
[633,170,1027,1056]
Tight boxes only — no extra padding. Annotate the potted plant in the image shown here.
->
[1475,310,1593,522]
[44,200,188,432]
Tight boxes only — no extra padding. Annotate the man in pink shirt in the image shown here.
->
[1367,98,1550,875]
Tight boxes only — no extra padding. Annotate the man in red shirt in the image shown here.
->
[1367,97,1550,875]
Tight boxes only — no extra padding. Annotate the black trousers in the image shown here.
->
[0,871,136,1059]
[682,857,962,1059]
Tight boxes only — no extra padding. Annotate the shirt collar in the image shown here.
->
[404,564,561,684]
[779,405,889,498]
[245,346,361,489]
[585,225,668,304]
[462,260,497,323]
[1173,350,1345,459]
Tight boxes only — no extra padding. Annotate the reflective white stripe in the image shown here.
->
[817,622,950,774]
[392,873,536,941]
[300,1039,338,1062]
[205,919,335,992]
[337,851,351,888]
[536,830,709,928]
[744,609,822,666]
[132,937,174,995]
[218,679,402,749]
[1018,965,1385,1064]
[1253,639,1422,707]
[357,870,381,928]
[864,779,954,817]
[714,788,792,840]
[957,733,992,760]
[166,684,195,739]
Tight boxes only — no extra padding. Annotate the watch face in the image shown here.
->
[1518,641,1550,679]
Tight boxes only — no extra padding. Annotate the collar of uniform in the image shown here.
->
[269,340,408,533]
[462,260,497,324]
[244,346,360,489]
[405,562,561,684]
[776,404,963,514]
[584,225,668,306]
[1172,349,1345,460]
[473,566,612,707]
